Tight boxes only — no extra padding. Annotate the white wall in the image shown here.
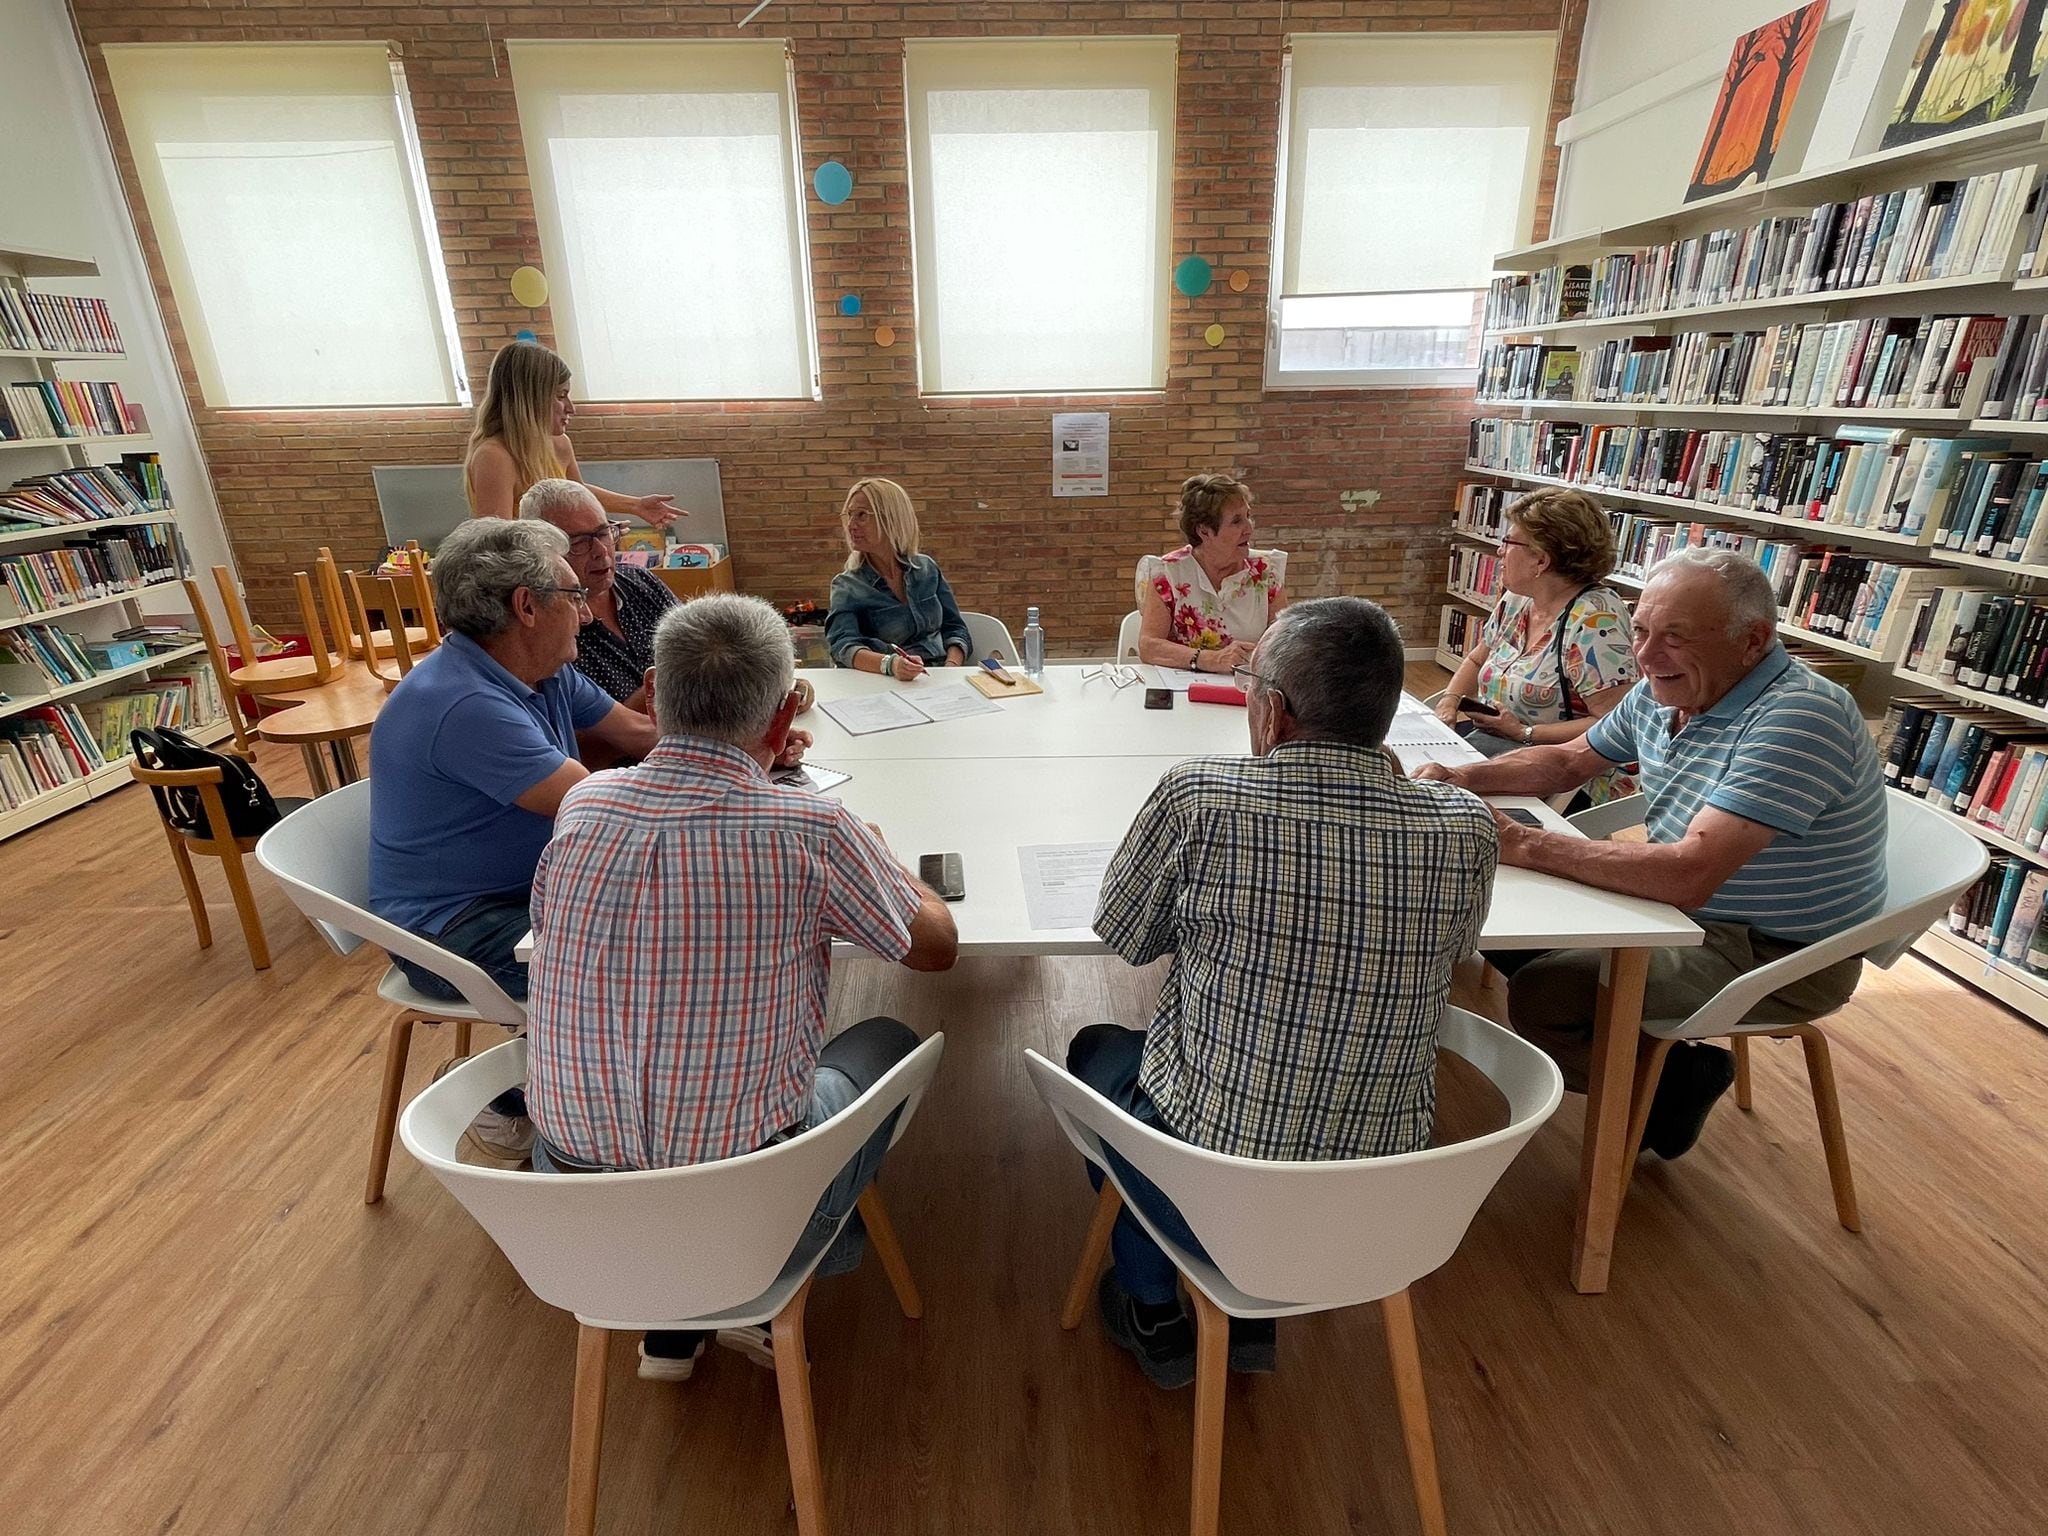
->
[1555,0,1919,236]
[0,0,235,612]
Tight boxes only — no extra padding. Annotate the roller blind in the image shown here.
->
[508,40,817,402]
[104,43,465,408]
[1279,34,1556,298]
[905,38,1176,395]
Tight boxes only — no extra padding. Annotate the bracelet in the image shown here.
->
[1522,721,1535,746]
[1190,647,1203,671]
[882,653,896,679]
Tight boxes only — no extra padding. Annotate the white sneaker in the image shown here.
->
[637,1335,708,1382]
[460,1107,536,1165]
[714,1325,777,1371]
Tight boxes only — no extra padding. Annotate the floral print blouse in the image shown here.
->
[1135,546,1288,654]
[1478,586,1640,803]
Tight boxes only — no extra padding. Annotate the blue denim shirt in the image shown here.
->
[826,553,972,667]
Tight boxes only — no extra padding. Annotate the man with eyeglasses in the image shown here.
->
[520,477,675,711]
[368,517,659,1162]
[1074,597,1500,1389]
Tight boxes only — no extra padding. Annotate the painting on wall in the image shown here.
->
[1687,2,1830,201]
[1883,0,2048,149]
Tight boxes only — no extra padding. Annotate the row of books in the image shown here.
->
[1438,605,1479,658]
[1950,858,2048,973]
[1477,342,1580,402]
[0,290,122,355]
[1464,419,2029,545]
[0,379,138,442]
[1901,590,2048,706]
[0,526,180,618]
[0,456,170,533]
[1570,314,2004,414]
[1884,698,2048,844]
[1961,310,2048,423]
[72,667,223,760]
[1452,481,1513,541]
[1447,546,1500,603]
[0,623,99,690]
[1781,551,1939,652]
[0,665,224,811]
[1483,166,2036,332]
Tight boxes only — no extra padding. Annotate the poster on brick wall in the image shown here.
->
[1051,413,1109,498]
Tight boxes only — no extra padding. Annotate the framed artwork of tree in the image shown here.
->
[1687,2,1829,202]
[1883,0,2048,149]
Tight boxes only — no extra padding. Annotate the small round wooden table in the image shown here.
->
[247,661,389,794]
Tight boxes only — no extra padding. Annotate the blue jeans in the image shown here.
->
[1067,1024,1213,1308]
[392,889,532,1116]
[535,1016,917,1343]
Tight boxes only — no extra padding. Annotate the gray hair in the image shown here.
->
[517,476,600,526]
[1256,596,1405,748]
[651,593,795,745]
[433,518,571,640]
[1646,546,1779,637]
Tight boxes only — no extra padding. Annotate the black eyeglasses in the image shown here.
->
[565,521,629,554]
[529,584,593,609]
[1231,664,1275,691]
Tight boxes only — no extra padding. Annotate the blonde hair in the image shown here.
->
[1506,488,1617,586]
[1178,472,1253,546]
[466,342,570,514]
[840,478,922,573]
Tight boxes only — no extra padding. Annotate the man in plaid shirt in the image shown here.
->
[526,593,958,1382]
[1076,596,1499,1389]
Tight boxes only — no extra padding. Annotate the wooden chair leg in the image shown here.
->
[1619,1037,1676,1198]
[453,1020,473,1058]
[217,845,271,971]
[773,1276,828,1536]
[564,1324,610,1536]
[1791,1025,1861,1233]
[164,826,211,950]
[365,1016,415,1204]
[1061,1180,1123,1330]
[1187,1286,1229,1536]
[856,1185,923,1320]
[1380,1288,1449,1536]
[1731,1035,1754,1111]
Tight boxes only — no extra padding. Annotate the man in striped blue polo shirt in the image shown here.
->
[1417,546,1886,1157]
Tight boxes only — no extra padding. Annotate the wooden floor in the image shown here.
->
[6,720,2048,1535]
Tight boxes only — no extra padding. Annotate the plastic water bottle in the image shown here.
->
[1022,606,1045,677]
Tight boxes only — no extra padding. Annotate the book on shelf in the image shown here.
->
[1942,857,2048,973]
[1454,481,1512,540]
[0,456,170,532]
[0,379,137,441]
[1484,264,1591,331]
[1438,605,1479,658]
[1446,546,1501,603]
[0,702,107,808]
[1780,552,1944,654]
[0,290,121,354]
[0,524,178,618]
[1900,588,2048,706]
[72,664,223,759]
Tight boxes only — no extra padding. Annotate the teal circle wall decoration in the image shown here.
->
[1174,256,1213,297]
[840,293,863,316]
[515,329,538,344]
[814,160,854,205]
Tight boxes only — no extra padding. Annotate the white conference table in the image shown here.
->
[526,664,1701,1294]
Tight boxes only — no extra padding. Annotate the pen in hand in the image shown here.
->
[891,645,928,682]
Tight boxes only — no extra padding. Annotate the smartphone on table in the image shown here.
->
[919,852,966,901]
[1144,688,1174,710]
[1500,808,1543,828]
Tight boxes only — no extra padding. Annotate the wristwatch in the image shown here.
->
[1522,721,1535,745]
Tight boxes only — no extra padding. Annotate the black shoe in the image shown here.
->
[1643,1043,1737,1160]
[1097,1271,1196,1390]
[1227,1317,1276,1374]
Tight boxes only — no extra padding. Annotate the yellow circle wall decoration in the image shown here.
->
[875,324,897,347]
[1204,323,1227,348]
[510,266,549,308]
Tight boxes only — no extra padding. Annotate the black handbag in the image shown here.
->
[130,726,285,840]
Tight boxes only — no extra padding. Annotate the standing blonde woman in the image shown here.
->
[464,341,682,526]
[1134,473,1286,673]
[826,478,971,678]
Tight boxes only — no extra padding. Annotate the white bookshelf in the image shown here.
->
[0,242,217,843]
[1465,123,2048,1029]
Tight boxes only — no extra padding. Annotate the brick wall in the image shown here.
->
[70,0,1582,652]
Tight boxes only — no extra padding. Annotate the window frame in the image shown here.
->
[1264,33,1557,393]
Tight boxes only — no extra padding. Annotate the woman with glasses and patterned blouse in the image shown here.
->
[1436,487,1639,804]
[1134,473,1287,674]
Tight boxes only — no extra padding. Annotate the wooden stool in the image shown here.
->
[131,757,292,971]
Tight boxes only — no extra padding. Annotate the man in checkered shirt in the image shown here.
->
[525,593,958,1383]
[1077,596,1500,1389]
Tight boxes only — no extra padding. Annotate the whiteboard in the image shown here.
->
[371,459,727,552]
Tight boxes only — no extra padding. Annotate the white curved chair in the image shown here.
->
[401,1034,944,1536]
[255,780,528,1203]
[960,611,1017,663]
[1116,609,1141,661]
[1029,1006,1562,1536]
[1570,788,1988,1228]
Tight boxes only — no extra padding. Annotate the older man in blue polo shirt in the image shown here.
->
[1418,546,1886,1157]
[369,517,658,1157]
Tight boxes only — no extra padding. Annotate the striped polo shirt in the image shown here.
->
[1587,644,1886,942]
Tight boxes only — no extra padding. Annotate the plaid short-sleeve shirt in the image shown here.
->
[1094,741,1500,1161]
[526,736,922,1168]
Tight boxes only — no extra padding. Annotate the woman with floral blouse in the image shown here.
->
[1133,473,1287,673]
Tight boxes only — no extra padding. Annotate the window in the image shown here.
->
[1270,33,1556,388]
[104,44,465,408]
[508,40,818,402]
[905,38,1176,395]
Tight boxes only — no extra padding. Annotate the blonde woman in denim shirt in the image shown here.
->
[826,478,973,679]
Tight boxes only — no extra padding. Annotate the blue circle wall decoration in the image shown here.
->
[840,293,863,317]
[1174,255,1213,297]
[814,160,854,205]
[515,329,538,344]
